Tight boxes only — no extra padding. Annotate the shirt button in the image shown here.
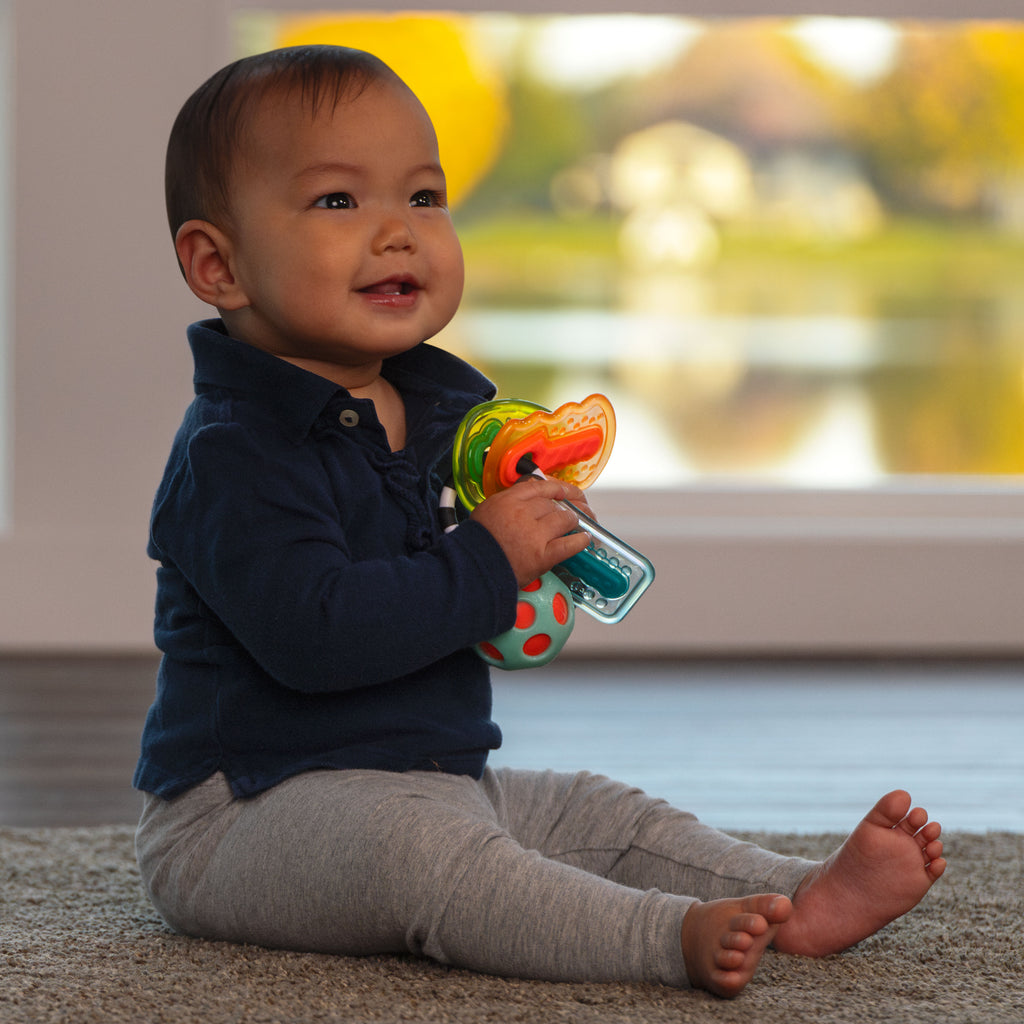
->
[339,409,360,427]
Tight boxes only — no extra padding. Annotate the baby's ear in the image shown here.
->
[174,220,249,310]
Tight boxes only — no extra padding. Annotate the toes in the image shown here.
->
[902,805,929,834]
[707,969,749,999]
[739,894,792,925]
[722,928,756,952]
[684,896,788,998]
[728,913,768,939]
[715,947,746,970]
[870,789,912,828]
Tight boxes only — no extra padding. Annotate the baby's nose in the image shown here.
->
[373,214,416,253]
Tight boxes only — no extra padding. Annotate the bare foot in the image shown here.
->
[773,790,946,957]
[681,893,792,998]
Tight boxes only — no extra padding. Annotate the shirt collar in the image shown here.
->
[187,318,495,444]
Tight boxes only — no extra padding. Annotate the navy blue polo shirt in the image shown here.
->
[134,320,517,799]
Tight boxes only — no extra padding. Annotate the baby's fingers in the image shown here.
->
[546,527,591,567]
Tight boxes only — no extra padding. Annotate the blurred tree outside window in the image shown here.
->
[237,13,1024,488]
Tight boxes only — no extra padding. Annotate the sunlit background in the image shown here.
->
[238,13,1024,489]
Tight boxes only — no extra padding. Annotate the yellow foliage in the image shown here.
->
[275,14,508,208]
[848,23,1024,208]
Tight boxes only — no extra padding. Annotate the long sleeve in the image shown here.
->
[151,417,517,693]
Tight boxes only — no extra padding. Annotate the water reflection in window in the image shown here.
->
[238,13,1024,487]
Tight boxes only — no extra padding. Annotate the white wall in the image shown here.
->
[2,1,225,649]
[3,0,1024,654]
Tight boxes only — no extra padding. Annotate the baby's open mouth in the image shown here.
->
[360,278,418,296]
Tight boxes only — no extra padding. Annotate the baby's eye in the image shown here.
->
[409,190,447,209]
[314,192,356,210]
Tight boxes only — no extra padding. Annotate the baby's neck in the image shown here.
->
[349,376,407,452]
[259,347,408,451]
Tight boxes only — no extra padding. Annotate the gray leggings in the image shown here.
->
[135,768,815,988]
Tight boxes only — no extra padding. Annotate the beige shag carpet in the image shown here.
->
[1,826,1021,1024]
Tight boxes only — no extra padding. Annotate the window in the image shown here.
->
[238,10,1024,489]
[7,2,1020,653]
[223,5,1024,654]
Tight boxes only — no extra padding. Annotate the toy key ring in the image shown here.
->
[448,398,547,512]
[444,394,656,646]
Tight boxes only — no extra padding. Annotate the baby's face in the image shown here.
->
[221,77,465,385]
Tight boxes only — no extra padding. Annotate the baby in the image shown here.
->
[135,45,945,998]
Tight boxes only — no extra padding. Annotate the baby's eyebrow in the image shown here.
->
[294,161,446,184]
[294,161,364,183]
[407,162,446,179]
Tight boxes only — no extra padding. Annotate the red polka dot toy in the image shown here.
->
[475,572,575,669]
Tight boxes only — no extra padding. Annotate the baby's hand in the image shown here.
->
[470,477,591,588]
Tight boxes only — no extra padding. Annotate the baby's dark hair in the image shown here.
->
[165,45,399,239]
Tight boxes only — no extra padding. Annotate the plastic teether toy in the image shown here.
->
[445,394,656,670]
[475,572,575,669]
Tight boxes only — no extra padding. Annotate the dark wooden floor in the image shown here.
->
[493,659,1024,834]
[1,654,1022,832]
[0,655,156,828]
